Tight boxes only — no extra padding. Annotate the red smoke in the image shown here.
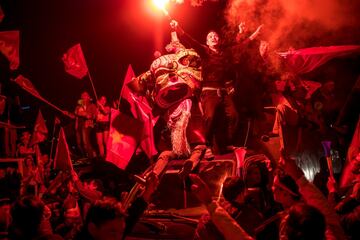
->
[224,0,360,49]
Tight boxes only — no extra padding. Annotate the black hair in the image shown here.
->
[222,177,246,204]
[84,199,126,228]
[243,156,270,189]
[10,196,45,238]
[284,203,326,240]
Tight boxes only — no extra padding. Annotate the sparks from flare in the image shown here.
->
[152,0,170,16]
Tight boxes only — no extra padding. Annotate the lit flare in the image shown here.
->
[153,0,170,16]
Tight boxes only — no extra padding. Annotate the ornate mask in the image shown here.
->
[150,48,202,108]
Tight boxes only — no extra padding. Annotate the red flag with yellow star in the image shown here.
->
[106,108,143,169]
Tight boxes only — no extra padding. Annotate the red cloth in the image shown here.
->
[54,128,73,171]
[62,43,88,79]
[120,65,158,159]
[29,110,48,146]
[278,45,360,74]
[106,108,143,169]
[0,30,20,70]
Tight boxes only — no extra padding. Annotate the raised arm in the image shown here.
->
[235,23,264,46]
[170,20,208,56]
[189,174,254,240]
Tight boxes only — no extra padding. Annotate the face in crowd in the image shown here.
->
[81,91,91,103]
[245,165,262,188]
[206,31,219,49]
[98,96,107,106]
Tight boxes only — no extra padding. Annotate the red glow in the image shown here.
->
[193,130,206,143]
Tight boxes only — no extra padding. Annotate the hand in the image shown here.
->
[189,174,212,205]
[97,101,104,109]
[64,111,75,119]
[142,172,159,202]
[279,149,304,181]
[71,169,79,182]
[226,86,235,96]
[170,20,178,30]
[238,22,246,34]
[249,24,264,41]
[327,176,338,193]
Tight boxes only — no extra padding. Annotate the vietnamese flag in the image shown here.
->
[106,108,143,169]
[54,128,73,171]
[62,43,88,79]
[29,110,48,146]
[0,30,20,70]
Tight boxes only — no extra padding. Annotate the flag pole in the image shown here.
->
[36,95,68,116]
[80,43,98,102]
[117,81,124,111]
[13,80,73,118]
[49,117,59,168]
[87,71,98,103]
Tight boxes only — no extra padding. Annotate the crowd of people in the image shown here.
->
[0,14,360,240]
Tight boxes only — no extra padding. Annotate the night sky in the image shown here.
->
[0,0,224,114]
[1,0,360,128]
